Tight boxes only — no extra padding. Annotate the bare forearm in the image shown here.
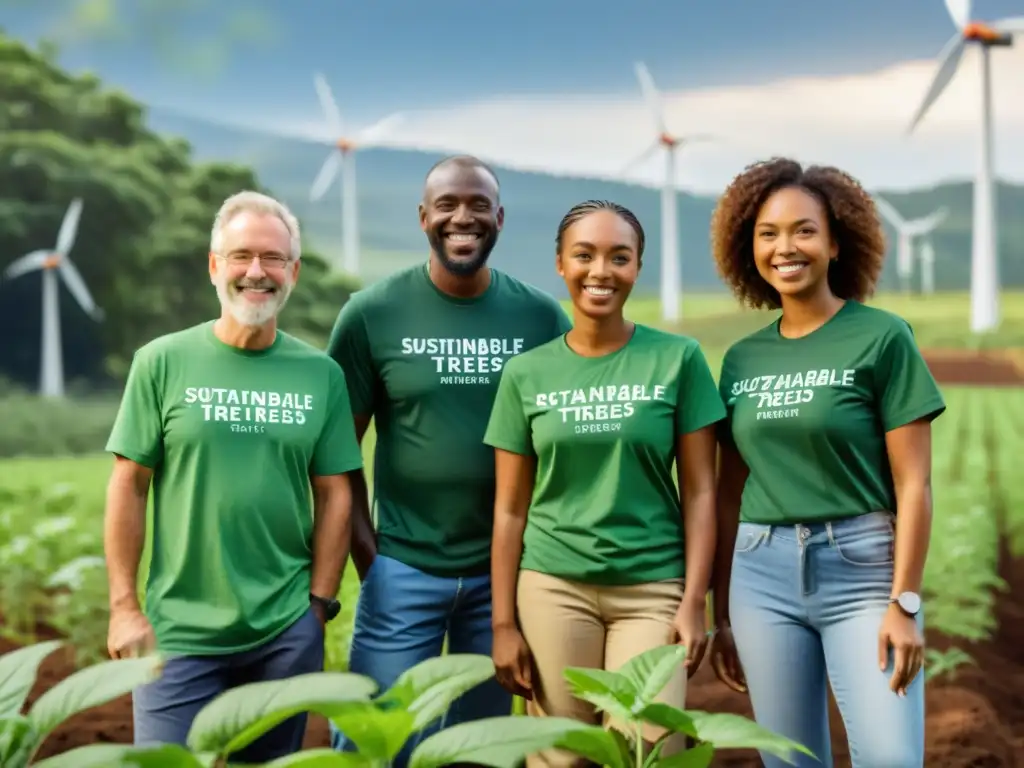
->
[311,490,352,599]
[491,512,526,629]
[682,488,716,604]
[104,485,147,612]
[891,484,932,595]
[712,489,741,624]
[347,470,377,579]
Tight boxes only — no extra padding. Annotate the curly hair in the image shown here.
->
[709,157,886,310]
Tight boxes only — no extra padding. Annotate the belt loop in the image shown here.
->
[826,522,836,546]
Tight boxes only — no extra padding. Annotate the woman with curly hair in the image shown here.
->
[706,158,945,767]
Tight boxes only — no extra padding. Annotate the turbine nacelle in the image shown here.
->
[659,133,678,148]
[962,21,1013,45]
[42,254,62,270]
[335,137,355,153]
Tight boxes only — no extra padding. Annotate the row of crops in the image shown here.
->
[1,386,1022,675]
[922,387,1024,679]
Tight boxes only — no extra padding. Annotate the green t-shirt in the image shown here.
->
[326,263,572,577]
[718,301,946,525]
[105,321,363,656]
[483,324,726,585]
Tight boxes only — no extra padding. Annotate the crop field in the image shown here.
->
[2,290,1024,764]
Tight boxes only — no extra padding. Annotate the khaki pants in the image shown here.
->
[516,569,688,768]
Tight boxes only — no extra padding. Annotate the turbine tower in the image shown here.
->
[919,240,938,295]
[624,62,713,324]
[2,199,103,398]
[907,0,1023,332]
[310,72,404,277]
[873,195,948,295]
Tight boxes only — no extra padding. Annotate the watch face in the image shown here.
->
[899,592,921,615]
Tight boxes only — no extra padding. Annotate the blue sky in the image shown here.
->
[5,0,1024,192]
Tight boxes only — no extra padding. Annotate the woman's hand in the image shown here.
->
[879,604,924,696]
[709,623,747,693]
[493,624,533,700]
[672,596,710,678]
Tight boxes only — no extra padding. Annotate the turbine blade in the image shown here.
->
[872,195,905,227]
[993,16,1024,34]
[313,72,345,135]
[906,206,949,234]
[357,112,405,147]
[620,139,661,176]
[56,198,83,255]
[310,151,343,202]
[907,34,966,134]
[57,259,103,320]
[944,0,970,29]
[633,61,667,134]
[3,250,49,280]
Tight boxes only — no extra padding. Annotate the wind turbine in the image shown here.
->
[309,72,404,277]
[873,195,948,295]
[2,199,103,398]
[624,62,714,324]
[907,0,1023,332]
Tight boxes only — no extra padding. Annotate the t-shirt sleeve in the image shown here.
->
[874,320,946,431]
[716,350,737,448]
[105,347,164,468]
[311,361,365,477]
[483,363,533,456]
[676,341,727,435]
[325,296,377,417]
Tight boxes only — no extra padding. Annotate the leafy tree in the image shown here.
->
[0,31,356,391]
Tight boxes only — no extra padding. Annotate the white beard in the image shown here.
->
[215,274,293,327]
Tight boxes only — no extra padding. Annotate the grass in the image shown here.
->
[1,289,1023,674]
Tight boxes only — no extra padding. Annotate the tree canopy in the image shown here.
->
[0,31,357,392]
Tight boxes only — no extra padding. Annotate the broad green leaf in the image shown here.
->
[328,704,416,760]
[0,715,36,768]
[32,743,205,767]
[379,653,496,731]
[637,703,697,737]
[408,715,625,768]
[563,668,636,723]
[28,655,161,742]
[688,711,815,762]
[264,749,372,767]
[187,671,377,755]
[616,645,686,705]
[654,742,714,768]
[0,640,63,717]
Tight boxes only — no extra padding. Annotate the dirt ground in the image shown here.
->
[7,349,1023,766]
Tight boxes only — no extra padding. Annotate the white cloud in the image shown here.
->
[270,44,1024,195]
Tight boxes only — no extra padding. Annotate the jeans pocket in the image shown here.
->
[833,526,894,566]
[734,526,767,554]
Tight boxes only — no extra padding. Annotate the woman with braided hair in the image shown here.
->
[707,157,945,768]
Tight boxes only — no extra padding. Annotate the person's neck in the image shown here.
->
[428,254,491,299]
[566,312,634,357]
[778,289,845,339]
[214,313,277,350]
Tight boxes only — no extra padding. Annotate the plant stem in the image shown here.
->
[634,725,644,767]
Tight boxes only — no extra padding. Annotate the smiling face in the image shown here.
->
[557,209,641,320]
[752,185,838,302]
[208,210,299,327]
[419,163,503,276]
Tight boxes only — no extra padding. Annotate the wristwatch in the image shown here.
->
[310,593,341,622]
[890,592,921,617]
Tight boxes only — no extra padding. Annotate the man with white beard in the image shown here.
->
[103,190,363,761]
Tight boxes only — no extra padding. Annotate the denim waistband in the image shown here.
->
[739,509,894,544]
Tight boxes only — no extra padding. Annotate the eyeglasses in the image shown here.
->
[216,252,293,269]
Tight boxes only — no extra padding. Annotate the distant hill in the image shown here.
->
[146,106,1024,300]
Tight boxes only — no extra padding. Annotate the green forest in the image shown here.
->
[0,30,359,396]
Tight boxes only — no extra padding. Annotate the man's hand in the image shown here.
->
[107,607,155,660]
[310,599,328,629]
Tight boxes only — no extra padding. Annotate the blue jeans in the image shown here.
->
[330,554,512,767]
[133,606,324,762]
[729,510,924,768]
